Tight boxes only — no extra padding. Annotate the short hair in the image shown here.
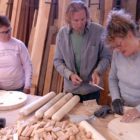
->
[65,1,89,25]
[0,15,10,28]
[102,9,137,44]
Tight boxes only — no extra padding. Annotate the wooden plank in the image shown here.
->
[58,0,71,28]
[11,0,37,45]
[56,75,63,93]
[89,0,100,23]
[122,0,137,19]
[136,0,140,22]
[0,0,9,15]
[103,0,113,26]
[43,45,55,95]
[31,0,51,93]
[28,9,38,55]
[17,0,27,42]
[10,0,18,31]
[11,0,22,37]
[17,0,38,44]
[6,0,14,20]
[50,68,59,93]
[26,0,38,45]
[37,0,58,95]
[99,69,111,105]
[38,26,57,95]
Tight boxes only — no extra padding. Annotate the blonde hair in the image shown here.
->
[65,1,89,25]
[102,9,137,44]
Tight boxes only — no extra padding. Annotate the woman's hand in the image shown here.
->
[70,74,83,86]
[121,108,140,122]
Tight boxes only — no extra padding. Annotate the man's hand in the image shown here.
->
[70,74,83,86]
[112,99,124,115]
[91,71,100,85]
[23,88,30,94]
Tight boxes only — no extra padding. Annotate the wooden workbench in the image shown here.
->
[0,94,117,140]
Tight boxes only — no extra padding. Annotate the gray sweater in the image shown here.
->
[109,51,140,111]
[54,22,111,95]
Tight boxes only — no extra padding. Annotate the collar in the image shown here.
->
[66,21,91,34]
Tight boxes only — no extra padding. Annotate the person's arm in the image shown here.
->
[109,52,124,115]
[20,42,32,94]
[54,30,73,80]
[109,52,121,100]
[92,41,111,85]
[94,41,112,76]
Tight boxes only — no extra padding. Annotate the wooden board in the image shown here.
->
[0,0,9,15]
[31,0,51,90]
[0,90,27,110]
[108,117,140,140]
[43,44,55,95]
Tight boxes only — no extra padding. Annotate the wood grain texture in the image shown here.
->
[108,117,140,140]
[19,91,56,116]
[0,91,27,110]
[31,0,51,89]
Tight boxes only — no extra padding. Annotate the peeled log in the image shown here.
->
[52,95,80,121]
[44,93,73,119]
[19,91,56,116]
[35,93,65,119]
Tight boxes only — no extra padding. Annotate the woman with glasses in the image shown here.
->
[0,15,32,94]
[103,9,140,122]
[54,1,111,103]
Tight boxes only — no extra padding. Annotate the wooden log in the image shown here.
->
[43,44,55,95]
[38,26,57,96]
[79,120,106,140]
[44,93,73,119]
[52,95,80,121]
[35,92,65,119]
[0,0,9,15]
[19,91,56,116]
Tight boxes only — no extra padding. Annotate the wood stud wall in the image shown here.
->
[0,0,139,104]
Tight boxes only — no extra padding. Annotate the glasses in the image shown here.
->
[0,28,12,34]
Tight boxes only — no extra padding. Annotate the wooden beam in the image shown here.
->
[43,44,55,95]
[0,0,9,15]
[31,0,51,94]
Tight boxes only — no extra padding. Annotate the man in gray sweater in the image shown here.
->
[54,1,111,103]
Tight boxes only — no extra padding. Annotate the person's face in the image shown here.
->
[0,26,11,42]
[70,9,87,32]
[110,32,139,57]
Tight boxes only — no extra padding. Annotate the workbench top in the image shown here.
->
[0,94,117,140]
